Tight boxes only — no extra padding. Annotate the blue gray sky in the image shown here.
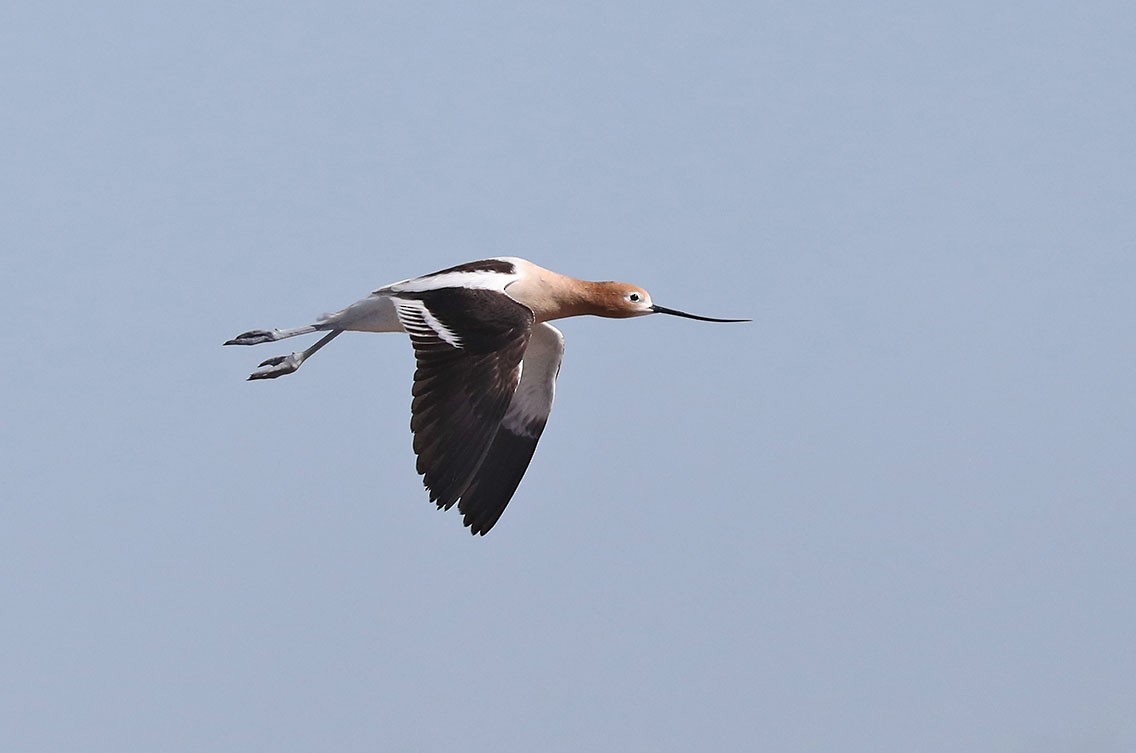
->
[3,2,1134,751]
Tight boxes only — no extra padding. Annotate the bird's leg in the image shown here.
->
[247,330,343,381]
[224,324,320,346]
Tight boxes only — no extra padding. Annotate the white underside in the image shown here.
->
[317,293,405,333]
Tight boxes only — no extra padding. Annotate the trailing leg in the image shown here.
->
[224,324,320,346]
[246,330,343,380]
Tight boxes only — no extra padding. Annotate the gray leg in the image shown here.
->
[247,330,343,381]
[224,324,320,346]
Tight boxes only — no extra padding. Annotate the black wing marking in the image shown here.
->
[393,288,535,511]
[458,323,564,535]
[418,258,517,278]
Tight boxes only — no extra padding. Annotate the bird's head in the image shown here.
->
[590,282,750,322]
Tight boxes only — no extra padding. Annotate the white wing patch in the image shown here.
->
[383,269,517,295]
[502,323,564,437]
[393,298,464,348]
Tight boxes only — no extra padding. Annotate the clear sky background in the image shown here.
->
[3,2,1134,751]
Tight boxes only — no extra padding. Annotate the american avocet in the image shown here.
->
[225,257,747,534]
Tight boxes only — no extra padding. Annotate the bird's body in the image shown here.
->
[226,257,746,534]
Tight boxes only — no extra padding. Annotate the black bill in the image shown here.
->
[650,305,750,323]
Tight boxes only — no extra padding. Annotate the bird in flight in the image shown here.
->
[225,257,747,534]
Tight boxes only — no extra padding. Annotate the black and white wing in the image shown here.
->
[458,322,564,535]
[393,288,534,514]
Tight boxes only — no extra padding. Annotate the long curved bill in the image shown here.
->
[650,304,750,323]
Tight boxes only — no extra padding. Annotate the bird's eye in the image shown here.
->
[628,292,641,302]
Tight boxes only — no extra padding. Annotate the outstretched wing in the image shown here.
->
[458,323,565,535]
[393,288,535,511]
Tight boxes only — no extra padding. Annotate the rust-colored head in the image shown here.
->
[587,282,657,318]
[587,281,750,322]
